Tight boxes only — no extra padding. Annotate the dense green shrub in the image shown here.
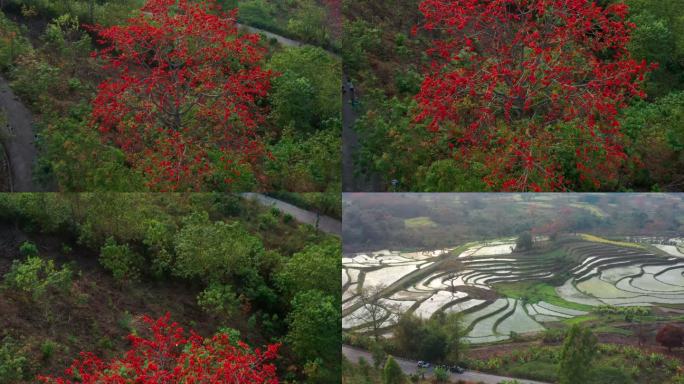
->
[287,290,340,383]
[0,194,72,232]
[286,0,328,46]
[266,124,341,192]
[269,46,342,131]
[142,219,176,276]
[197,283,240,319]
[173,212,264,283]
[238,0,276,30]
[99,237,143,281]
[277,240,341,299]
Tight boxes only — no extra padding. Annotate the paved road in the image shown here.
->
[238,23,340,59]
[238,23,304,49]
[0,76,37,191]
[242,193,341,237]
[343,345,550,384]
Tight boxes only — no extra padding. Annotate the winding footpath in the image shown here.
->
[343,345,550,384]
[0,75,37,191]
[242,193,341,237]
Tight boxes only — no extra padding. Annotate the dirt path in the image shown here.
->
[343,345,550,384]
[242,193,341,237]
[0,75,37,191]
[342,75,384,191]
[342,74,360,191]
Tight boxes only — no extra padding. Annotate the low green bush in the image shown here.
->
[433,366,449,382]
[0,337,28,384]
[508,361,558,382]
[589,366,635,384]
[40,340,57,361]
[542,328,567,343]
[19,241,38,257]
[3,256,72,300]
[259,212,278,230]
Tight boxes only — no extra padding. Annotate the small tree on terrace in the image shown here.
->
[415,0,655,191]
[350,284,400,340]
[516,231,533,251]
[656,324,684,352]
[383,356,405,384]
[558,324,597,384]
[92,0,274,191]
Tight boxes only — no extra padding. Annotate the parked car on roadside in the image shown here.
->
[449,365,465,374]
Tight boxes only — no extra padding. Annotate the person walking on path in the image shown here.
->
[348,79,355,105]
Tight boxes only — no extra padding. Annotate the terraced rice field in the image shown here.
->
[343,237,684,344]
[558,243,684,306]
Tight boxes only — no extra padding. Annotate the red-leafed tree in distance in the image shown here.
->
[91,0,273,191]
[38,314,281,383]
[656,324,684,352]
[414,0,655,191]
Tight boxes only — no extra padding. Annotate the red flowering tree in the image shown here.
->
[38,314,280,383]
[415,0,654,191]
[91,0,273,191]
[656,324,684,352]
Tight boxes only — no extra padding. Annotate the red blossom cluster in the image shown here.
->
[415,0,656,191]
[38,314,280,383]
[91,0,273,191]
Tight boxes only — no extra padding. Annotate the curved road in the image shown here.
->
[238,23,340,59]
[0,76,37,191]
[343,345,550,384]
[242,193,341,237]
[238,23,306,50]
